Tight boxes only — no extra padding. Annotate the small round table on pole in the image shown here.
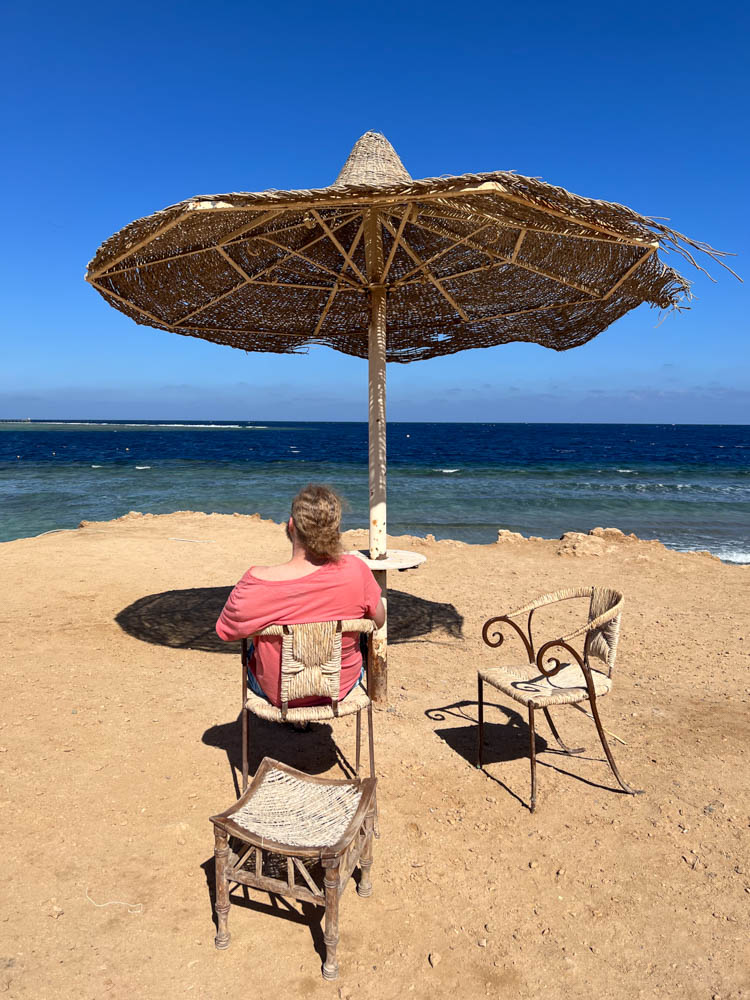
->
[351,549,426,704]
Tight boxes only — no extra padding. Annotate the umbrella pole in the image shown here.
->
[365,207,388,704]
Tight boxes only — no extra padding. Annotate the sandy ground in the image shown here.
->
[1,511,748,1000]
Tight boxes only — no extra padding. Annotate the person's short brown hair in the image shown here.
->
[291,484,343,562]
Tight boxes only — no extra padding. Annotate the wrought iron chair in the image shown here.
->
[240,619,376,792]
[211,756,377,980]
[477,586,642,811]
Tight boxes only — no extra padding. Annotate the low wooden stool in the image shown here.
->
[210,757,377,980]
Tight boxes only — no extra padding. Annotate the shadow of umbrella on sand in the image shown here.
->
[115,586,463,654]
[89,131,734,700]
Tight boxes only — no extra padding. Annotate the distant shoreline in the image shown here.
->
[1,419,749,427]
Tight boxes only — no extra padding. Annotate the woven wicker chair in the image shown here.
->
[240,619,376,792]
[211,756,377,980]
[477,587,642,811]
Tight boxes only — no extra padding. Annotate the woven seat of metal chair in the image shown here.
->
[478,662,611,709]
[245,681,371,724]
[226,764,364,850]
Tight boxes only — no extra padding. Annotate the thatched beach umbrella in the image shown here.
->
[86,131,730,700]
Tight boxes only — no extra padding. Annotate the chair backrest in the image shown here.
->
[250,619,374,716]
[585,587,623,677]
[280,621,343,709]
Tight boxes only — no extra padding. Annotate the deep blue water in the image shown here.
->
[1,421,748,562]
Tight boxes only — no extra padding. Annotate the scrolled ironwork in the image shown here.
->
[481,615,534,662]
[535,639,596,696]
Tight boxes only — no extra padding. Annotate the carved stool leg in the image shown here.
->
[477,675,484,768]
[213,825,231,949]
[357,805,375,898]
[528,706,537,813]
[322,861,341,980]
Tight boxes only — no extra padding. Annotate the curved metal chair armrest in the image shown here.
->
[500,587,599,621]
[559,593,624,643]
[482,590,593,662]
[535,639,599,705]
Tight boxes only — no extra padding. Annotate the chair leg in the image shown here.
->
[213,826,231,950]
[543,707,585,755]
[477,675,484,768]
[367,703,379,838]
[589,696,643,795]
[367,703,375,779]
[528,706,537,813]
[355,710,362,777]
[241,706,249,792]
[322,860,341,980]
[357,804,375,898]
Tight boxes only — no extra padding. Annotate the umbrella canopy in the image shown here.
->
[86,131,732,702]
[87,131,725,364]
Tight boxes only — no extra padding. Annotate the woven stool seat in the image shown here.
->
[245,682,370,723]
[211,758,378,980]
[478,662,611,709]
[229,765,363,849]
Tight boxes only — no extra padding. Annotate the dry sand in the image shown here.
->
[1,511,748,1000]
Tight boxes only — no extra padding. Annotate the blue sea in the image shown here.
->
[1,421,748,563]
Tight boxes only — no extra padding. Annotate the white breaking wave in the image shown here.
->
[433,468,460,474]
[90,464,102,468]
[713,548,750,564]
[135,466,151,470]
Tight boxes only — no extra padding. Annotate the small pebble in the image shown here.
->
[428,952,441,968]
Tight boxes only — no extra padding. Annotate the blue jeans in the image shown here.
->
[246,639,366,704]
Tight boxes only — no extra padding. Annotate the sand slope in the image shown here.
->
[1,512,748,1000]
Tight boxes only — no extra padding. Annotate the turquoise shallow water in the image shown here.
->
[1,421,748,562]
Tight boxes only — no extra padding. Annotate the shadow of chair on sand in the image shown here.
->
[115,584,465,789]
[425,699,627,810]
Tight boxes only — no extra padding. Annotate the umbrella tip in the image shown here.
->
[333,131,412,187]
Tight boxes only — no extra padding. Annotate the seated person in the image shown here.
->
[215,484,385,708]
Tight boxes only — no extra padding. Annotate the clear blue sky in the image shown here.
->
[2,0,747,422]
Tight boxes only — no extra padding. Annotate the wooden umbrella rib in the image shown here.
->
[97,210,282,277]
[255,233,362,289]
[601,247,656,300]
[230,213,362,289]
[423,205,659,248]
[312,284,339,337]
[247,280,362,291]
[406,217,600,298]
[89,281,171,327]
[310,222,366,336]
[311,209,367,283]
[175,280,246,326]
[460,183,661,245]
[88,212,187,279]
[511,229,526,261]
[380,216,469,321]
[391,217,496,284]
[474,298,590,323]
[381,205,412,282]
[397,260,508,287]
[216,245,254,282]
